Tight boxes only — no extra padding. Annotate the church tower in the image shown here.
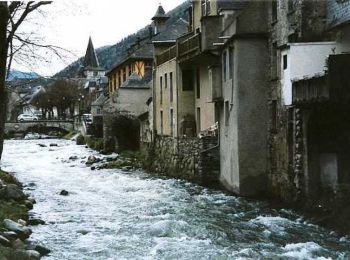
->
[152,4,169,34]
[81,37,105,79]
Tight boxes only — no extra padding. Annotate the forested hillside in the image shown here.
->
[55,1,189,78]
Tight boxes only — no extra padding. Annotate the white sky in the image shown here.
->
[12,0,185,76]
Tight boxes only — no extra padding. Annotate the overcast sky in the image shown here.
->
[13,0,185,76]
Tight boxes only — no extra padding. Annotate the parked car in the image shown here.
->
[17,114,39,122]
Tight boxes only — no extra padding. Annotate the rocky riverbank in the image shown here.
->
[0,170,49,259]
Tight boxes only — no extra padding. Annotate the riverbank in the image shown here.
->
[0,169,49,259]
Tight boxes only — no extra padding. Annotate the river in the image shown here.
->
[1,139,350,259]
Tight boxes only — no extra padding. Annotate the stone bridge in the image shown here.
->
[5,120,75,136]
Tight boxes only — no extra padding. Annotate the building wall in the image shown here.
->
[113,88,151,116]
[195,65,216,132]
[220,38,269,196]
[154,59,178,136]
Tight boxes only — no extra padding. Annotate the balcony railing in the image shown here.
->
[292,76,328,105]
[156,46,177,66]
[178,33,201,59]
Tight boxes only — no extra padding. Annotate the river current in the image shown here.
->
[1,139,350,259]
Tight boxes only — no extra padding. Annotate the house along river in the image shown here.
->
[1,139,350,259]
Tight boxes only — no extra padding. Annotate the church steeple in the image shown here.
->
[83,36,99,68]
[151,4,169,34]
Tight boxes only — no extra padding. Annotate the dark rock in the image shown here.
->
[90,166,96,170]
[49,143,58,147]
[3,219,32,240]
[25,200,34,209]
[0,235,11,247]
[28,197,36,204]
[59,190,69,196]
[77,229,89,235]
[69,156,78,160]
[37,144,47,147]
[1,184,26,201]
[12,238,25,249]
[76,135,85,145]
[28,218,45,226]
[86,155,101,165]
[26,244,51,256]
[0,231,17,241]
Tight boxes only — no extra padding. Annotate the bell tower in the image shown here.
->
[151,3,169,34]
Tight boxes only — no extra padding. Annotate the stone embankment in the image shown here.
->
[0,170,49,259]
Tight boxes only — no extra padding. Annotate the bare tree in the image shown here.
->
[0,1,53,161]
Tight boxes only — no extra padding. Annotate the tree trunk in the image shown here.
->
[0,3,9,161]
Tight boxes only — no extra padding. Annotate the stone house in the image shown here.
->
[268,0,350,205]
[216,1,270,196]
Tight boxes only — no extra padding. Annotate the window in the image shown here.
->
[123,68,126,81]
[182,70,194,91]
[272,0,278,22]
[170,72,173,102]
[201,0,210,16]
[196,68,200,99]
[118,71,121,87]
[170,109,174,136]
[283,55,288,70]
[229,47,234,79]
[196,107,201,134]
[160,76,163,105]
[223,51,227,81]
[225,101,230,127]
[128,65,132,76]
[165,73,168,88]
[160,111,163,135]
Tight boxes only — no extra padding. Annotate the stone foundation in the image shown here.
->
[143,135,220,184]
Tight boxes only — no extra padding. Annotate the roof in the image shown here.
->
[152,4,170,20]
[83,37,100,69]
[92,93,108,106]
[119,73,152,89]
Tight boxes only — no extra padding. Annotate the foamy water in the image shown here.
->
[1,139,350,259]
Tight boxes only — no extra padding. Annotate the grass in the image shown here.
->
[85,136,104,151]
[0,170,28,228]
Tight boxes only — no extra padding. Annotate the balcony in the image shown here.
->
[178,33,201,62]
[156,45,176,66]
[201,15,222,52]
[292,76,328,105]
[292,54,350,105]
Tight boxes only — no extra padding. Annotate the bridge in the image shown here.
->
[5,120,75,136]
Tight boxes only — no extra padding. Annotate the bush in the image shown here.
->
[76,134,85,145]
[85,136,104,151]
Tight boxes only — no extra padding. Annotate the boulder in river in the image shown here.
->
[86,155,101,165]
[25,200,34,209]
[1,184,26,201]
[3,219,32,240]
[49,143,58,147]
[0,235,11,247]
[0,231,17,241]
[12,238,25,249]
[28,218,45,226]
[37,144,47,148]
[59,190,69,196]
[26,244,51,256]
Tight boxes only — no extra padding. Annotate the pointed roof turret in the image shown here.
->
[152,3,169,20]
[83,37,99,68]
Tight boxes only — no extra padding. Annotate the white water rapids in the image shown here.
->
[1,139,350,259]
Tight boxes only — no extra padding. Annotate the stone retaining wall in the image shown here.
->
[144,135,220,184]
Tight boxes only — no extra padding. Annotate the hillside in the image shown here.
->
[55,1,190,78]
[6,70,40,81]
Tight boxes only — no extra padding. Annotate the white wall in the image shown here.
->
[281,42,350,105]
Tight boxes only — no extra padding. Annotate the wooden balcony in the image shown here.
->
[292,54,350,106]
[156,46,176,66]
[178,33,201,62]
[292,76,329,105]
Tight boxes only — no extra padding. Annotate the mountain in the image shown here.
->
[6,70,40,81]
[55,1,190,78]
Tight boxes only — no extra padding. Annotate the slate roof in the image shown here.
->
[119,72,152,89]
[152,4,170,20]
[92,93,108,106]
[83,37,100,68]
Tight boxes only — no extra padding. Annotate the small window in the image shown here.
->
[123,68,126,81]
[160,76,163,105]
[229,47,234,79]
[170,109,174,136]
[225,101,229,126]
[223,51,227,81]
[182,70,194,91]
[196,68,200,99]
[283,55,288,70]
[170,72,173,102]
[196,107,201,134]
[160,111,163,135]
[272,0,278,22]
[165,73,168,88]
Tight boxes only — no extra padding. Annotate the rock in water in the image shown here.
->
[26,244,51,256]
[49,143,58,147]
[59,190,69,196]
[28,218,45,226]
[1,184,26,201]
[3,219,32,240]
[0,235,11,247]
[37,144,47,147]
